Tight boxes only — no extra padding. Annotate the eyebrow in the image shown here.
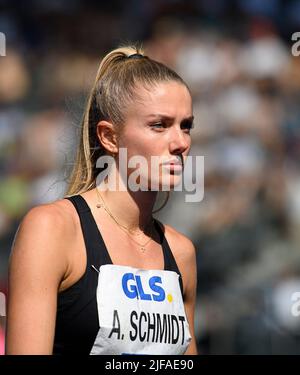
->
[146,114,194,122]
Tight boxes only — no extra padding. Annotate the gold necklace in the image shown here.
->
[95,187,155,252]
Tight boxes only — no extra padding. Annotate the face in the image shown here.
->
[117,81,194,191]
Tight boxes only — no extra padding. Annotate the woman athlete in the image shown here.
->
[5,44,198,355]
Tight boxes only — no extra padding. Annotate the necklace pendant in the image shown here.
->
[140,247,146,252]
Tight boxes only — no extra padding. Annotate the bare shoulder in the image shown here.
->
[10,197,78,276]
[156,220,196,269]
[6,198,78,354]
[162,222,196,259]
[157,221,197,298]
[15,198,76,243]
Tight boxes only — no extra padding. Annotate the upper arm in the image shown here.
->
[181,239,198,355]
[5,204,70,354]
[164,225,198,355]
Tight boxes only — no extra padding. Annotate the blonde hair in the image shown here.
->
[65,43,187,202]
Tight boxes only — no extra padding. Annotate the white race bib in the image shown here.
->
[90,264,191,355]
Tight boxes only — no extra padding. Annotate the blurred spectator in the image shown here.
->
[0,49,30,104]
[1,0,300,354]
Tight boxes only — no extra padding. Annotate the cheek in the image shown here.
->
[120,129,162,159]
[124,143,153,163]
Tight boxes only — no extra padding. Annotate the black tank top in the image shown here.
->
[53,194,184,355]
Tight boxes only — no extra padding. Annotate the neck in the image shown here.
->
[94,186,157,232]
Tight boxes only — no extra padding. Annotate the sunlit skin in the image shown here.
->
[96,81,194,232]
[5,80,198,355]
[120,81,194,190]
[93,82,198,355]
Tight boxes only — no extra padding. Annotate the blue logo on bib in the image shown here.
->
[122,273,165,301]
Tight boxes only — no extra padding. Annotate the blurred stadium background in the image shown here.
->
[1,0,300,355]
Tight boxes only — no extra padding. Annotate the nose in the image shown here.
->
[169,125,190,155]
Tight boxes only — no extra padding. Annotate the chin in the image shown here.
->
[157,174,183,191]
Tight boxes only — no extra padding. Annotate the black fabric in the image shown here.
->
[53,194,184,355]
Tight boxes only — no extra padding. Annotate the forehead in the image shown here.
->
[127,81,193,118]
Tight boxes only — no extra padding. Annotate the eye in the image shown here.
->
[181,120,194,133]
[150,122,166,130]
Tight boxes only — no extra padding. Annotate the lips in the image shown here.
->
[161,157,183,166]
[161,157,183,175]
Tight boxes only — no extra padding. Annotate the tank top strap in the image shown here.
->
[65,195,113,268]
[153,219,184,297]
[65,195,184,297]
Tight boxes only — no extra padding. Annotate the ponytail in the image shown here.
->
[64,42,186,204]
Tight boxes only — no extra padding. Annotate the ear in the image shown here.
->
[96,120,118,155]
